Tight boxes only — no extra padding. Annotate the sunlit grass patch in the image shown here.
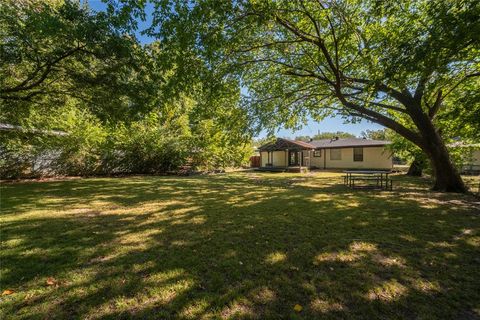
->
[310,297,345,313]
[265,251,287,264]
[366,279,408,302]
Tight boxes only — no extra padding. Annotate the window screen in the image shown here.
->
[353,147,363,162]
[313,150,321,157]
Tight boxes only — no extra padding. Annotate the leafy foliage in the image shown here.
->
[1,101,253,179]
[295,131,356,142]
[140,0,479,191]
[0,0,254,179]
[361,129,387,141]
[0,0,155,122]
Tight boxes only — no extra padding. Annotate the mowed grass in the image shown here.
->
[1,172,479,319]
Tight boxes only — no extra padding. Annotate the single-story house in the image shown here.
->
[258,137,393,171]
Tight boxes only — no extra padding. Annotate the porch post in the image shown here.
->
[285,149,288,168]
[324,148,326,169]
[312,149,314,168]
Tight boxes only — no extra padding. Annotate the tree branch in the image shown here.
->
[333,87,422,145]
[349,96,408,114]
[236,58,333,84]
[345,77,412,107]
[275,15,339,80]
[442,72,480,99]
[0,45,86,94]
[413,72,430,101]
[428,90,442,119]
[234,40,305,53]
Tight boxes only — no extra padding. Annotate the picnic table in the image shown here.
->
[343,170,393,190]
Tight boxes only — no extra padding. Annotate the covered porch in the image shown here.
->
[257,138,314,173]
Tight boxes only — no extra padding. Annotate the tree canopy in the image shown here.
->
[137,0,479,192]
[0,0,254,178]
[2,0,479,191]
[295,131,356,142]
[0,0,158,122]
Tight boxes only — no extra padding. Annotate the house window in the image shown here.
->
[353,147,363,162]
[289,151,299,165]
[313,150,321,157]
[330,148,342,160]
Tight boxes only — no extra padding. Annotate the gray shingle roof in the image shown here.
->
[309,138,390,149]
[281,138,317,149]
[258,138,315,151]
[0,123,67,136]
[258,137,390,151]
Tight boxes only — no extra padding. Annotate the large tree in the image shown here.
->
[0,0,155,122]
[0,0,254,178]
[139,0,479,192]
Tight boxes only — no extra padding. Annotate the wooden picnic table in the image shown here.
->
[343,170,393,190]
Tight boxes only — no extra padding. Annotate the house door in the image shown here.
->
[289,151,299,166]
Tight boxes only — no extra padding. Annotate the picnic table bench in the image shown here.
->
[343,170,393,190]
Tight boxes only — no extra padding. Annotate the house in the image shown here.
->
[449,142,480,174]
[0,123,67,136]
[257,137,392,172]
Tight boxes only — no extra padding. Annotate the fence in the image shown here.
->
[250,155,260,168]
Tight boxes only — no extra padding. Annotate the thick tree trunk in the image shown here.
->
[407,159,423,176]
[424,142,466,192]
[334,78,467,192]
[417,122,467,192]
[395,99,468,193]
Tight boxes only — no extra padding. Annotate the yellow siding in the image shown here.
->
[460,149,480,172]
[366,147,393,169]
[302,150,312,167]
[262,146,392,169]
[272,151,287,166]
[309,150,324,168]
[325,148,351,168]
[325,146,392,169]
[260,151,269,167]
[472,150,480,166]
[260,151,287,166]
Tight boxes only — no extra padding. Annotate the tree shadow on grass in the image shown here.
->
[1,173,479,319]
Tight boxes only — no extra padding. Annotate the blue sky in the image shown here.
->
[273,117,382,139]
[86,0,383,138]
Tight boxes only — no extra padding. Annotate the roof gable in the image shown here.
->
[258,138,315,151]
[258,137,390,151]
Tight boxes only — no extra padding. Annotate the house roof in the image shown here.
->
[258,137,390,151]
[309,138,391,149]
[0,123,67,136]
[448,141,480,148]
[258,138,315,151]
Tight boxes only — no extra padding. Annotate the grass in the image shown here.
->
[1,171,479,319]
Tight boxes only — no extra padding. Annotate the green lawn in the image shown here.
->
[1,172,479,319]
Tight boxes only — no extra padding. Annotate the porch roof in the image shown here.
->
[258,138,315,151]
